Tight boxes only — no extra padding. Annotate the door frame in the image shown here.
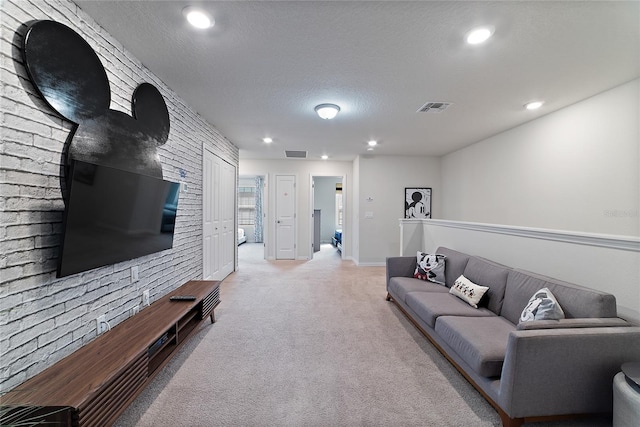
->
[309,174,346,260]
[237,173,268,261]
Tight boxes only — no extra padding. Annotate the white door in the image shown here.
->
[275,175,295,259]
[203,147,236,280]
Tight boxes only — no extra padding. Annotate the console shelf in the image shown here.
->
[1,280,221,427]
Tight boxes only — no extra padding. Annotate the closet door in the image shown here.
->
[203,147,235,280]
[219,160,235,278]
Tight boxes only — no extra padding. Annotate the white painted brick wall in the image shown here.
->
[0,0,239,392]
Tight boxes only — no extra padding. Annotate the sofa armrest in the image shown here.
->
[516,317,630,330]
[498,327,640,419]
[386,256,416,288]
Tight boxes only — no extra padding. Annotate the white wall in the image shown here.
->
[239,159,352,260]
[356,155,441,265]
[441,79,640,237]
[352,157,361,262]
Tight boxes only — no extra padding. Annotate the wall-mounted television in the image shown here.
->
[57,160,180,278]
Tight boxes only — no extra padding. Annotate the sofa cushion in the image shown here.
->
[502,269,618,324]
[435,315,516,377]
[463,257,510,315]
[405,292,495,328]
[388,277,449,302]
[414,251,446,285]
[436,247,470,287]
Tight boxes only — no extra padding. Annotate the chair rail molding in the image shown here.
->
[400,219,640,253]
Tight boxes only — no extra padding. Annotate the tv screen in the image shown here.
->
[57,160,180,278]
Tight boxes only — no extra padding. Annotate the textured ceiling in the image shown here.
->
[74,1,639,161]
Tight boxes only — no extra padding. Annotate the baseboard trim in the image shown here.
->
[353,261,386,267]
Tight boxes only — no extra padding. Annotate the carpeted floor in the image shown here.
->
[114,244,610,427]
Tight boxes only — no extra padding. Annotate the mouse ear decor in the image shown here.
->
[22,20,170,180]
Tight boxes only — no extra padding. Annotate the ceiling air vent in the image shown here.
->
[417,102,452,113]
[285,150,307,159]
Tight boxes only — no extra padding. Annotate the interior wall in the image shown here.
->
[239,159,352,260]
[356,155,441,265]
[313,177,341,244]
[352,157,361,262]
[0,0,238,392]
[441,79,639,237]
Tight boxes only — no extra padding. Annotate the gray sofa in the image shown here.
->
[386,246,640,427]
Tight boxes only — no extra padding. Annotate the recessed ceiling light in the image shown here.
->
[183,6,214,29]
[367,140,377,147]
[315,104,340,120]
[263,137,273,143]
[466,26,494,45]
[321,155,329,160]
[525,101,544,110]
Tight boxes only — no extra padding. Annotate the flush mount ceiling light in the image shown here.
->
[466,26,494,45]
[367,140,378,147]
[315,103,340,120]
[321,155,329,160]
[183,6,214,29]
[262,137,273,143]
[525,101,544,110]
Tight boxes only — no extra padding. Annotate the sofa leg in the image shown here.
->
[385,293,392,302]
[499,410,523,427]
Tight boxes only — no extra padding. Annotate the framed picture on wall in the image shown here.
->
[405,187,431,219]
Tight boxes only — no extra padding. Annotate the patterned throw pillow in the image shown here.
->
[414,252,446,285]
[519,287,565,322]
[449,275,489,308]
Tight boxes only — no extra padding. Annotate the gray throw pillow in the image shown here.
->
[519,287,565,322]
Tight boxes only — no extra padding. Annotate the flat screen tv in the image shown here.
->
[57,160,180,278]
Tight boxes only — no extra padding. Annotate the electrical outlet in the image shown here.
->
[142,290,150,306]
[131,305,139,315]
[131,266,139,283]
[96,315,108,335]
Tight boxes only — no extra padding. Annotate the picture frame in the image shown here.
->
[404,187,431,219]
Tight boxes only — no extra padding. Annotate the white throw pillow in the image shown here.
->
[449,275,489,308]
[519,287,565,322]
[414,252,446,285]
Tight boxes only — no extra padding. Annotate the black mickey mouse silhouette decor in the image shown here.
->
[22,20,170,180]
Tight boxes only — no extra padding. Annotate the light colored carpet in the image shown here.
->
[114,244,610,427]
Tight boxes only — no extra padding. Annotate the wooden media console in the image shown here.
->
[1,280,221,427]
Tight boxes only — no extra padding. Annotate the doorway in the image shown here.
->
[310,175,344,260]
[237,174,266,262]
